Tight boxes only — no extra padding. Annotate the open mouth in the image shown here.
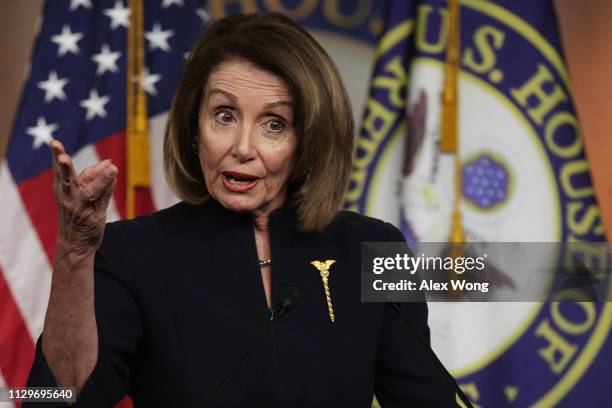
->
[222,171,261,191]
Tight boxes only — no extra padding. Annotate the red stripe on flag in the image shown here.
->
[116,396,133,408]
[17,170,58,264]
[0,265,36,390]
[95,132,127,219]
[134,187,156,217]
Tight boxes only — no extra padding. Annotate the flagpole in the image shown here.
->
[126,0,150,219]
[440,0,463,244]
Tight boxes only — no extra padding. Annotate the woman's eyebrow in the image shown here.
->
[208,88,293,109]
[207,88,292,111]
[264,100,293,110]
[207,88,238,102]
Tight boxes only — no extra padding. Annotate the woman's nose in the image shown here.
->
[232,124,256,162]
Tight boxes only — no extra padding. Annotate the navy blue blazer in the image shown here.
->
[27,199,457,407]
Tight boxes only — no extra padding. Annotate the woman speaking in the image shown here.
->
[27,12,458,407]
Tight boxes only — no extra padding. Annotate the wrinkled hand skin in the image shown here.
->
[52,139,117,259]
[41,138,118,396]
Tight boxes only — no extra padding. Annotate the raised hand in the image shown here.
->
[51,139,118,258]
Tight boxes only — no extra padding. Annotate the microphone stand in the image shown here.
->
[388,302,474,408]
[201,288,298,408]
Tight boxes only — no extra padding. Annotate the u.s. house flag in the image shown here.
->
[346,0,611,406]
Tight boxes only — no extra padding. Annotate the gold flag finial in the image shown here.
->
[126,0,150,219]
[440,0,464,243]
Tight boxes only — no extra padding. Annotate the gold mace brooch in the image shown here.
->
[310,260,337,322]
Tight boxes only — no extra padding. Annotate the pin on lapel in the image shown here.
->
[310,260,336,322]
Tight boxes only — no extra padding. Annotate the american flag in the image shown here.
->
[0,0,210,403]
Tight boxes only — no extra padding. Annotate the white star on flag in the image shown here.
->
[104,0,130,30]
[138,67,162,96]
[92,44,121,75]
[38,71,69,103]
[145,23,174,52]
[196,8,211,24]
[51,25,84,57]
[69,0,92,11]
[162,0,184,8]
[26,117,58,149]
[80,89,110,120]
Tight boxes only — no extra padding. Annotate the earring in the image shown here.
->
[192,136,199,156]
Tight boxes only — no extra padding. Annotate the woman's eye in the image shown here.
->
[213,110,235,124]
[266,118,286,133]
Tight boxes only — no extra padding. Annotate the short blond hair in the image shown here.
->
[164,13,354,231]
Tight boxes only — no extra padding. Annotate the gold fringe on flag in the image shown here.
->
[126,0,150,219]
[440,0,464,243]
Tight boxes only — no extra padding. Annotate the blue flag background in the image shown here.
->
[347,0,612,406]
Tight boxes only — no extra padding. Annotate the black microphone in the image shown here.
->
[387,302,474,408]
[201,287,299,408]
[271,286,298,320]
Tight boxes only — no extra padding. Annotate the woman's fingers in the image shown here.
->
[50,139,77,193]
[50,139,64,180]
[96,167,117,210]
[57,154,78,188]
[51,139,118,213]
[50,138,65,158]
[79,159,112,184]
[50,139,117,255]
[81,163,118,204]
